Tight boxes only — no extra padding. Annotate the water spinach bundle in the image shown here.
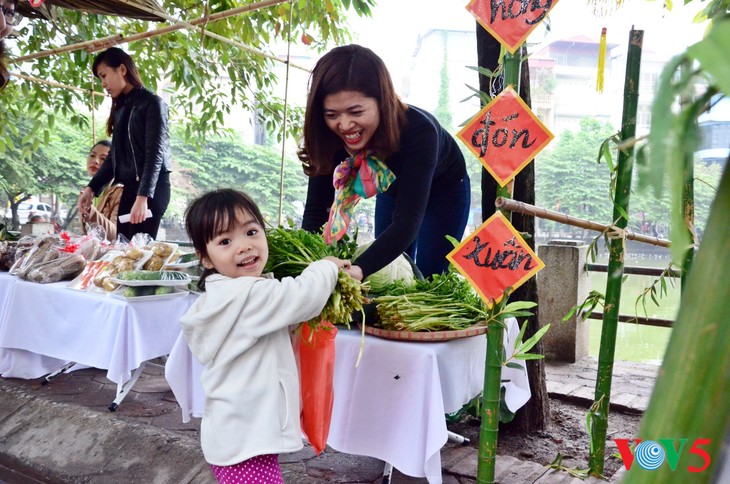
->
[374,271,488,332]
[264,227,366,328]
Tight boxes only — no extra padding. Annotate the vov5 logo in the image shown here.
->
[614,438,711,472]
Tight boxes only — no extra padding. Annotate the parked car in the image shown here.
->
[4,201,54,224]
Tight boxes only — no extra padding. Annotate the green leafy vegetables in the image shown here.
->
[264,226,366,328]
[374,271,489,331]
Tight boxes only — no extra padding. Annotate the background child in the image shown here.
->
[180,188,350,483]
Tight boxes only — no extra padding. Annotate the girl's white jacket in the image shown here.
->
[180,260,339,466]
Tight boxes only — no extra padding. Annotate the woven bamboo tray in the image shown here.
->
[361,324,487,342]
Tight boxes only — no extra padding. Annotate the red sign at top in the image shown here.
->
[447,211,544,306]
[466,0,560,53]
[457,86,553,187]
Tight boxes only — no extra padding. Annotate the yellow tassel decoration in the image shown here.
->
[596,27,607,93]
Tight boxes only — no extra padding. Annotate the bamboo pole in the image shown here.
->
[623,156,730,484]
[679,75,695,291]
[10,0,290,64]
[477,49,521,484]
[9,71,106,96]
[277,1,294,226]
[588,28,643,476]
[494,197,671,248]
[115,0,311,73]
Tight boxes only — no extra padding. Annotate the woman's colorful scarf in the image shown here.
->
[324,150,395,243]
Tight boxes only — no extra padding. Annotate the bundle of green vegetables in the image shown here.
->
[264,226,367,328]
[374,270,488,332]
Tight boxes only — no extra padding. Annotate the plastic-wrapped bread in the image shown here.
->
[24,253,87,284]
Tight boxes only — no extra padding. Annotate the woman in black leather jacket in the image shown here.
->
[78,47,171,240]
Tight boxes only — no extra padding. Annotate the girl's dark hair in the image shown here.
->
[297,44,407,176]
[92,47,144,136]
[90,139,112,151]
[184,189,266,291]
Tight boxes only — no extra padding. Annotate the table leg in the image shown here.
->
[108,362,146,411]
[381,462,393,484]
[41,362,78,385]
[447,430,470,446]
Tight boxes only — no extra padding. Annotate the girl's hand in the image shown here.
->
[130,196,148,224]
[344,265,364,281]
[323,256,351,271]
[78,187,94,217]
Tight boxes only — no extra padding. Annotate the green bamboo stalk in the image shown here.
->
[680,76,695,290]
[477,48,521,484]
[623,158,730,483]
[588,29,643,475]
[478,324,504,483]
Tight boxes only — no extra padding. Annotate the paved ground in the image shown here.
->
[0,356,658,483]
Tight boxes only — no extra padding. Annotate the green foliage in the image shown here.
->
[171,130,308,223]
[638,15,730,264]
[0,111,89,228]
[536,118,720,238]
[536,118,617,225]
[0,0,375,150]
[633,263,677,320]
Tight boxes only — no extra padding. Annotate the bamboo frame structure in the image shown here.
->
[276,1,294,226]
[10,0,292,64]
[494,197,670,248]
[115,0,311,73]
[9,71,106,97]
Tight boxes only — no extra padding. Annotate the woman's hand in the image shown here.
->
[129,196,149,224]
[344,265,364,281]
[77,187,94,218]
[323,256,351,271]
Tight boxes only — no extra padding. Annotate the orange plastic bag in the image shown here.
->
[299,321,337,455]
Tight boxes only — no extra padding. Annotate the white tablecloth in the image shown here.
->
[165,319,530,483]
[0,272,196,385]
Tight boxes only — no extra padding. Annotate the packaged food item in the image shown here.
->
[0,241,18,272]
[10,234,64,278]
[68,260,110,291]
[113,270,190,285]
[24,253,86,284]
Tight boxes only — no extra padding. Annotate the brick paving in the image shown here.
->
[0,356,658,483]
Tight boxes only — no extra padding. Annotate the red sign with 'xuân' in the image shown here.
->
[447,211,544,306]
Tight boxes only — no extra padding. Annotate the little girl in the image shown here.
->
[180,188,350,483]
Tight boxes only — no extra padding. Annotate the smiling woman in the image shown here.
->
[298,44,471,282]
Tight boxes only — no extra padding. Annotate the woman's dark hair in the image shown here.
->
[92,47,144,136]
[90,139,112,152]
[297,44,407,176]
[184,189,266,291]
[0,1,18,91]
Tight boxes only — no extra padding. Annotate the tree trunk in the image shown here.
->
[475,23,550,433]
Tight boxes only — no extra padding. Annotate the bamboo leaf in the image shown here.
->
[686,18,730,97]
[505,362,524,370]
[514,353,545,360]
[503,301,538,312]
[516,323,550,354]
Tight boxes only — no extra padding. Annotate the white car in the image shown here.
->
[4,201,54,224]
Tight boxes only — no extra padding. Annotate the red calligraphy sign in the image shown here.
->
[457,87,553,187]
[447,211,544,306]
[466,0,560,53]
